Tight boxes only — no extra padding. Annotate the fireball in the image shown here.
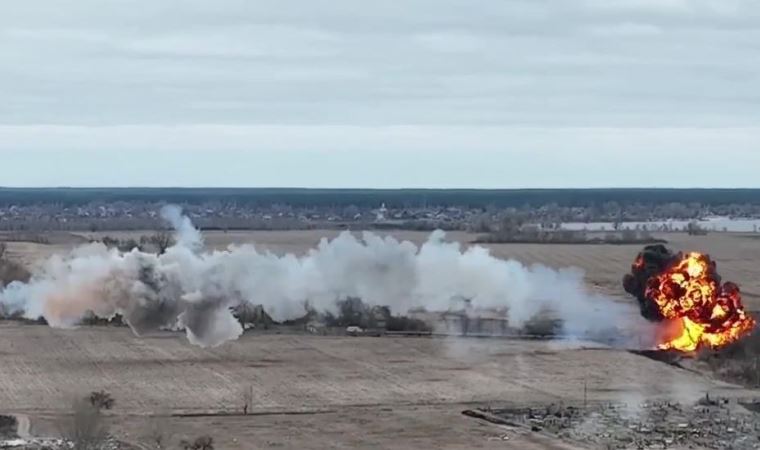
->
[644,252,755,352]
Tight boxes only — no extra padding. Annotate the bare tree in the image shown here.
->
[141,232,174,255]
[60,398,108,450]
[0,242,6,260]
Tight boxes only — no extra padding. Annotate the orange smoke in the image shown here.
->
[645,252,755,352]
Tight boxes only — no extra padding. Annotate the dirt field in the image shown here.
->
[3,230,760,448]
[0,323,756,449]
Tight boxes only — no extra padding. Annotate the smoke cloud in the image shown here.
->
[0,208,632,347]
[160,204,203,251]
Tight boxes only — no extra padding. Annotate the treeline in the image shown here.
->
[5,187,760,208]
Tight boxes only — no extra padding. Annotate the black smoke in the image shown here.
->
[623,244,673,321]
[623,244,722,322]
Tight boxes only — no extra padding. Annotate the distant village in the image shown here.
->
[0,201,477,232]
[0,200,759,234]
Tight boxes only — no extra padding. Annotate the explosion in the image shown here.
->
[624,245,755,352]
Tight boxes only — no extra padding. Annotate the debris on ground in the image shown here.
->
[470,395,760,449]
[0,437,133,449]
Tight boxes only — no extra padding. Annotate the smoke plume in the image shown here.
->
[0,208,631,347]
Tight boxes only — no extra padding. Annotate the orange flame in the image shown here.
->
[646,252,755,352]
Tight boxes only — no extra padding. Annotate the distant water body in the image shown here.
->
[560,217,760,233]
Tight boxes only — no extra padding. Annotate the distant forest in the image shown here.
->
[2,188,760,208]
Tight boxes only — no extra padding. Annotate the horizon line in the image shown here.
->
[3,186,760,191]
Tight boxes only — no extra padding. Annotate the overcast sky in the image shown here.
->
[1,0,759,188]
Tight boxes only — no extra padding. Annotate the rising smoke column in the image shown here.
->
[0,207,630,347]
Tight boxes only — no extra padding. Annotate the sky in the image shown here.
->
[1,0,759,188]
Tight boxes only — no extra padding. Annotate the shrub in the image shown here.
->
[88,390,115,411]
[180,436,214,450]
[0,414,18,439]
[60,398,108,450]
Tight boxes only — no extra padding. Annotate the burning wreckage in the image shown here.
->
[624,244,756,353]
[464,246,760,450]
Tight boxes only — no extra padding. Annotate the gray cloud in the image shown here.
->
[2,0,759,127]
[0,0,758,187]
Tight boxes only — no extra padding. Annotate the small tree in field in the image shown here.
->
[141,232,174,255]
[88,390,115,411]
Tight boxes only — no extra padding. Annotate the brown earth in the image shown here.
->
[1,324,755,449]
[3,230,760,448]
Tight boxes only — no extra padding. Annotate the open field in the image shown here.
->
[1,323,757,449]
[3,230,760,448]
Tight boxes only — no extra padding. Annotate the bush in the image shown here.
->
[101,236,141,252]
[0,414,18,439]
[60,398,108,450]
[181,436,214,450]
[79,312,125,327]
[88,390,115,411]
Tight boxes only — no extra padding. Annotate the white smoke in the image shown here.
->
[160,204,203,250]
[0,207,631,347]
